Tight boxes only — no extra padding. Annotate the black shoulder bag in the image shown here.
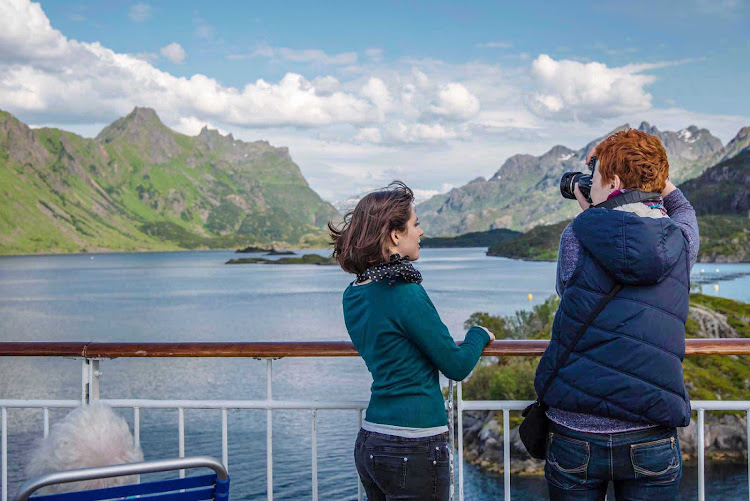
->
[519,283,623,459]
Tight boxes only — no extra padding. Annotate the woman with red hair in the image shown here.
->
[536,129,699,500]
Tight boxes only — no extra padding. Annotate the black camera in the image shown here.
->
[560,156,596,203]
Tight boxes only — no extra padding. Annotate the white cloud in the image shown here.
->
[128,3,152,22]
[361,77,393,114]
[429,83,480,121]
[247,45,358,66]
[160,42,186,64]
[527,54,656,121]
[476,41,512,49]
[0,0,375,128]
[130,52,158,63]
[354,127,382,143]
[311,76,340,96]
[365,48,384,62]
[2,0,747,204]
[173,116,229,136]
[412,189,441,204]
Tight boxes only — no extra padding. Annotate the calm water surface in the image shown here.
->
[1,248,748,499]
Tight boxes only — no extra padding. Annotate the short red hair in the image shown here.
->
[595,129,669,193]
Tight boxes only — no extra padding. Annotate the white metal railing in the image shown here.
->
[2,357,749,501]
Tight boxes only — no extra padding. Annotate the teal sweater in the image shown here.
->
[343,280,490,428]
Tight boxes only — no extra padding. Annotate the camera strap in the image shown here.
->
[594,190,661,210]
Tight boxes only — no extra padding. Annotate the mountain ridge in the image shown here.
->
[417,122,747,236]
[0,107,339,255]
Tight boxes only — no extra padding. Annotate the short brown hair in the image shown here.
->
[595,129,669,193]
[328,181,414,275]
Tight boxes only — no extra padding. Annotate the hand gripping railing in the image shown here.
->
[3,339,750,501]
[14,456,228,501]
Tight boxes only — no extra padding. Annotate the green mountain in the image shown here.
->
[0,108,339,255]
[417,122,743,236]
[486,220,571,261]
[419,228,520,248]
[680,150,750,217]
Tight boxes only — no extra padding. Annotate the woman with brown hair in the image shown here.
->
[329,181,494,501]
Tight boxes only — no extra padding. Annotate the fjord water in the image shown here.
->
[1,248,749,500]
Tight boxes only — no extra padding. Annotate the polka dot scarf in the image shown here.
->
[356,254,423,286]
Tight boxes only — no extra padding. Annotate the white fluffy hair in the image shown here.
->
[25,403,144,494]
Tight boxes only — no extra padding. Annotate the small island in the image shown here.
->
[235,245,269,254]
[226,253,337,265]
[265,248,296,256]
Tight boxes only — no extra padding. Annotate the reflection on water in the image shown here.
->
[1,249,749,499]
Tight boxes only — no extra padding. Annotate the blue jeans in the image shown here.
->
[545,421,682,500]
[354,429,450,501]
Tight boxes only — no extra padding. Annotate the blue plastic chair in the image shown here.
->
[14,456,229,501]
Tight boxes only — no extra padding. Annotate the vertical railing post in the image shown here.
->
[81,359,88,404]
[89,359,100,402]
[133,406,141,484]
[358,409,364,501]
[457,381,464,501]
[178,407,185,478]
[747,410,749,501]
[81,359,101,403]
[43,407,49,438]
[503,408,510,501]
[267,359,273,501]
[222,408,229,472]
[2,407,7,501]
[697,408,705,501]
[312,410,318,501]
[448,381,454,501]
[133,407,140,451]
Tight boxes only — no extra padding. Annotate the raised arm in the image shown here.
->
[662,181,699,269]
[397,284,491,381]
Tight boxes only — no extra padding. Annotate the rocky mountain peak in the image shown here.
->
[95,107,179,164]
[542,145,576,162]
[638,121,661,135]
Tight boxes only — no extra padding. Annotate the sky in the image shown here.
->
[1,0,748,203]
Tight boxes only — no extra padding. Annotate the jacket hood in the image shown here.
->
[572,208,686,285]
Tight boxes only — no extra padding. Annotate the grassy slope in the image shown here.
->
[486,220,571,261]
[420,228,522,248]
[0,110,338,254]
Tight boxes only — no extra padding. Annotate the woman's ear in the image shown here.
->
[611,174,622,191]
[390,228,400,247]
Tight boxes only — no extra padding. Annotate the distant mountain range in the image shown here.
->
[417,122,750,236]
[486,151,750,263]
[0,108,339,255]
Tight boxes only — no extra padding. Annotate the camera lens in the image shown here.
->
[560,172,593,203]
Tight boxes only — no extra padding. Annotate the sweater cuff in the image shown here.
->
[467,325,491,344]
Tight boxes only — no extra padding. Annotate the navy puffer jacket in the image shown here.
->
[534,207,692,427]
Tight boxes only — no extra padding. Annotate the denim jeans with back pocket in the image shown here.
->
[354,428,450,501]
[546,420,682,500]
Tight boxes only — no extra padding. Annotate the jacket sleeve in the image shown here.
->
[664,188,699,269]
[397,284,490,381]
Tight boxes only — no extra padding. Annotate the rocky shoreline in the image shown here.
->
[459,410,749,475]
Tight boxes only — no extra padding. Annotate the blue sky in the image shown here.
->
[2,0,749,201]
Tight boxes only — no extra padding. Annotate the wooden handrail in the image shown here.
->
[1,339,749,358]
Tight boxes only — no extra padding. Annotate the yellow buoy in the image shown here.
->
[701,269,705,274]
[716,268,720,273]
[714,284,719,292]
[528,293,533,301]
